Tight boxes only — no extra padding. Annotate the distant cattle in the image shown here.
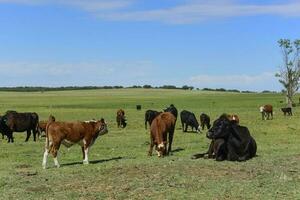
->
[260,104,273,120]
[0,111,39,143]
[144,110,161,129]
[148,112,176,157]
[281,107,292,116]
[205,114,257,161]
[116,109,127,128]
[164,104,178,119]
[42,116,108,169]
[200,113,211,130]
[180,110,201,132]
[136,105,142,110]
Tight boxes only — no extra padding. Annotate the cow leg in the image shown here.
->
[167,130,174,155]
[50,143,60,168]
[42,140,49,169]
[83,147,90,164]
[83,139,91,164]
[207,140,215,158]
[148,135,154,156]
[81,146,85,160]
[33,129,37,142]
[7,131,13,143]
[25,130,31,142]
[184,124,188,132]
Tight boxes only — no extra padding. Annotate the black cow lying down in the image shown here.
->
[192,114,257,161]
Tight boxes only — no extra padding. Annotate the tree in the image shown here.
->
[276,39,300,107]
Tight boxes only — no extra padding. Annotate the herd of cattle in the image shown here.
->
[0,103,293,169]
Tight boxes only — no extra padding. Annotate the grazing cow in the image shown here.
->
[200,113,211,130]
[260,104,273,120]
[148,112,176,157]
[164,104,178,119]
[116,109,127,128]
[144,110,161,129]
[0,111,39,143]
[136,105,142,110]
[180,110,201,132]
[42,116,108,169]
[206,114,257,161]
[281,107,292,116]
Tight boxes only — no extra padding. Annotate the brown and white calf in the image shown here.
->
[42,116,108,169]
[260,104,273,120]
[148,112,176,157]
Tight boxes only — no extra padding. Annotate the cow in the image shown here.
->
[200,113,211,130]
[116,109,127,128]
[164,104,178,119]
[180,110,201,132]
[260,104,273,120]
[281,107,292,116]
[148,112,176,157]
[42,116,108,169]
[144,110,161,129]
[206,114,257,161]
[0,111,39,143]
[136,105,142,110]
[38,116,56,137]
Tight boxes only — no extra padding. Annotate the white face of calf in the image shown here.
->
[156,143,165,157]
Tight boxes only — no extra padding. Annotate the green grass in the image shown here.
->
[0,89,299,199]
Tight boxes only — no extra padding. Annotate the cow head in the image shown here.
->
[156,142,166,157]
[207,114,232,139]
[98,118,108,135]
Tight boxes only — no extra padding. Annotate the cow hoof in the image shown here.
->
[83,161,89,165]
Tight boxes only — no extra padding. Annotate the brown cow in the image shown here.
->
[148,112,176,157]
[260,104,273,120]
[228,114,240,124]
[116,109,127,128]
[38,116,56,137]
[42,116,108,169]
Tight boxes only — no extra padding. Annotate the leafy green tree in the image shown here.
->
[276,39,300,106]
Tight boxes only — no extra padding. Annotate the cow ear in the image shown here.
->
[100,118,105,123]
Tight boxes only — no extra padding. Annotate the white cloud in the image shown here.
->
[1,0,300,23]
[98,1,300,24]
[189,72,279,91]
[0,60,154,86]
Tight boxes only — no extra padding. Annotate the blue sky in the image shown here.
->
[0,0,300,91]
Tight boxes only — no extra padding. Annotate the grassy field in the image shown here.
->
[0,89,299,200]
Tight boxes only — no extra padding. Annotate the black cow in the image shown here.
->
[1,111,39,143]
[200,113,211,130]
[0,116,8,140]
[164,104,178,119]
[180,110,201,132]
[145,110,162,129]
[136,105,142,110]
[281,107,292,116]
[206,114,257,161]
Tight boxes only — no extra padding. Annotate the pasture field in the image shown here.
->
[0,89,300,200]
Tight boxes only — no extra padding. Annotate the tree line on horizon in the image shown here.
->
[0,85,278,94]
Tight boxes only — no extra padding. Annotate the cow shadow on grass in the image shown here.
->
[61,156,123,167]
[170,148,185,154]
